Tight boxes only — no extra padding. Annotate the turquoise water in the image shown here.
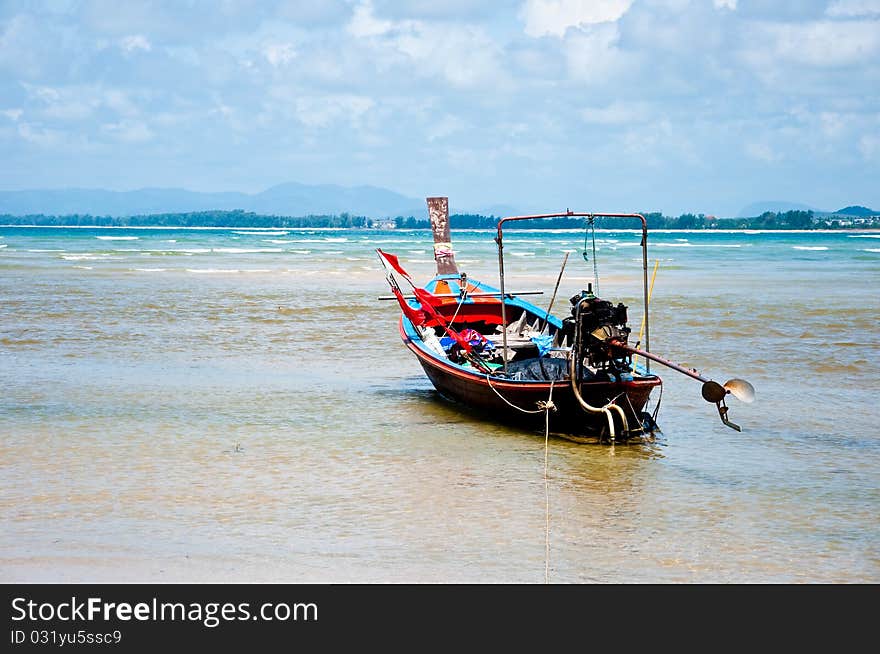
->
[1,226,878,582]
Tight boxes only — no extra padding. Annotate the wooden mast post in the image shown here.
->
[427,197,459,276]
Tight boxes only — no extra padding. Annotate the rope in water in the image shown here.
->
[485,374,556,582]
[543,381,554,585]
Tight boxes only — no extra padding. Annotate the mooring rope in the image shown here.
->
[543,381,554,585]
[590,218,599,296]
[448,282,468,326]
[621,391,647,437]
[485,374,548,414]
[485,373,556,582]
[582,216,600,296]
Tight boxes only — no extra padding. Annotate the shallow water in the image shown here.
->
[1,226,878,582]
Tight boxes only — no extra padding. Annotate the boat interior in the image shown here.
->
[414,299,638,383]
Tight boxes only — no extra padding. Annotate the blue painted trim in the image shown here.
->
[400,275,563,379]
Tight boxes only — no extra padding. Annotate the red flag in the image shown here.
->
[412,286,443,308]
[377,247,471,353]
[442,326,472,353]
[416,297,472,353]
[377,249,412,281]
[391,285,426,326]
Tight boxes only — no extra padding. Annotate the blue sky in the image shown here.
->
[0,0,878,216]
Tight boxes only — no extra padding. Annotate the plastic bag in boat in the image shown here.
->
[505,357,569,382]
[529,334,554,357]
[443,329,495,354]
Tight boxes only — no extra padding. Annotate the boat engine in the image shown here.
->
[562,285,631,373]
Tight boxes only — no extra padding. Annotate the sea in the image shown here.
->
[1,225,878,583]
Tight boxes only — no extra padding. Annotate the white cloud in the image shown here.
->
[24,84,144,122]
[293,95,375,129]
[610,118,701,167]
[745,142,782,163]
[119,34,151,53]
[713,0,737,10]
[859,133,880,160]
[342,0,506,88]
[25,85,61,104]
[521,0,633,38]
[564,22,623,82]
[826,0,880,17]
[581,101,650,125]
[425,114,466,141]
[24,84,98,121]
[264,43,297,67]
[102,89,140,117]
[0,14,54,78]
[395,24,505,88]
[819,111,846,139]
[102,120,153,143]
[348,1,395,38]
[746,20,880,68]
[2,108,23,121]
[17,122,63,147]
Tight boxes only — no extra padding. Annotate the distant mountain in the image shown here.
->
[249,182,424,217]
[737,201,820,217]
[833,205,876,217]
[467,204,529,218]
[0,183,427,218]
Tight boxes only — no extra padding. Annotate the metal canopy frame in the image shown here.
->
[494,211,651,376]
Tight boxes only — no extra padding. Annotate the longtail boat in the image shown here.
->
[378,197,754,443]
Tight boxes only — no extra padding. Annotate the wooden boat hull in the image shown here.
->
[400,317,661,440]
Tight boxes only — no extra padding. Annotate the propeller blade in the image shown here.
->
[701,380,727,403]
[724,378,755,404]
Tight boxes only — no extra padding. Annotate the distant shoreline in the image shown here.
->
[0,224,350,230]
[2,224,879,233]
[2,207,877,230]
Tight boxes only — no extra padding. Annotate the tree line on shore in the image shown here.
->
[1,208,877,229]
[396,210,877,230]
[0,210,372,228]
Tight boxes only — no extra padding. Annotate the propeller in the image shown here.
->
[609,340,755,431]
[701,378,756,404]
[723,378,756,404]
[700,378,755,432]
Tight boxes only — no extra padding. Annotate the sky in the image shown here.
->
[0,0,878,217]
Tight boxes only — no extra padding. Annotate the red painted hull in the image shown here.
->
[400,319,661,440]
